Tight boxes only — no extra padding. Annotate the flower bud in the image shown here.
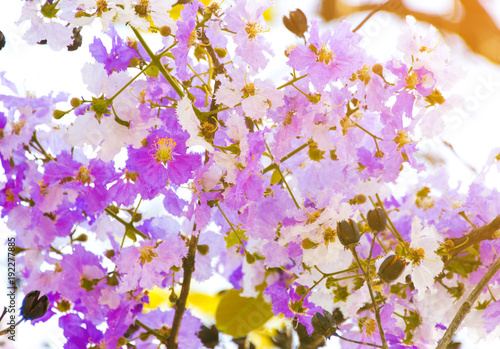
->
[159,26,171,37]
[214,47,227,58]
[311,310,337,338]
[378,255,407,283]
[21,290,49,321]
[283,9,308,38]
[70,97,82,108]
[197,244,209,255]
[336,219,360,248]
[53,110,66,119]
[366,208,387,232]
[245,252,256,264]
[295,285,308,296]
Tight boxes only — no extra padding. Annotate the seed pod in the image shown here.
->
[378,255,407,283]
[336,219,360,248]
[283,9,308,38]
[366,208,387,232]
[311,310,337,338]
[21,290,49,321]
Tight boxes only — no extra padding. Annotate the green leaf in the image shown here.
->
[90,96,112,119]
[41,0,60,18]
[224,229,247,248]
[126,228,137,242]
[215,290,273,338]
[270,169,282,185]
[301,238,319,249]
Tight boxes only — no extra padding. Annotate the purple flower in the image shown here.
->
[115,237,188,292]
[288,20,365,89]
[126,127,202,196]
[264,281,322,334]
[89,26,138,75]
[171,1,200,80]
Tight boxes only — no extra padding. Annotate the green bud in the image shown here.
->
[197,244,210,255]
[159,26,172,37]
[366,208,387,232]
[53,109,67,119]
[378,254,407,283]
[296,285,308,296]
[245,252,256,264]
[70,97,82,108]
[336,219,360,248]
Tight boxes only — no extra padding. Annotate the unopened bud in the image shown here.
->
[197,244,209,255]
[159,26,171,37]
[336,219,360,248]
[283,9,308,38]
[245,252,256,264]
[311,310,337,338]
[21,290,49,320]
[53,110,66,119]
[378,254,407,283]
[129,57,140,67]
[366,208,387,232]
[214,47,227,58]
[70,97,82,108]
[296,285,308,296]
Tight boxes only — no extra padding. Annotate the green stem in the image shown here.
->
[262,140,312,174]
[215,202,247,253]
[135,319,168,343]
[351,248,388,349]
[375,194,405,245]
[276,166,300,209]
[277,74,308,89]
[131,27,184,99]
[105,207,148,240]
[109,63,150,102]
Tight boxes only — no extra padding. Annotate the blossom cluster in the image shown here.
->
[2,0,500,348]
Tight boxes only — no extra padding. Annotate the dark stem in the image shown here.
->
[335,333,383,348]
[436,257,500,349]
[167,234,199,349]
[352,0,398,33]
[200,28,227,132]
[446,215,500,261]
[135,319,168,343]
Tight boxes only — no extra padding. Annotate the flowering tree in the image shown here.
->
[1,0,500,348]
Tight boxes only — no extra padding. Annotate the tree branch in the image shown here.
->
[436,257,500,349]
[167,234,199,349]
[447,214,500,260]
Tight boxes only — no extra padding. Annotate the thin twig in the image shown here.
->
[352,0,397,33]
[351,248,388,349]
[335,333,383,348]
[436,257,500,349]
[167,233,199,349]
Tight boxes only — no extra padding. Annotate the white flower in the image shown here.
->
[399,217,444,300]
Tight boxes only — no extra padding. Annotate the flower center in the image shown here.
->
[76,166,92,184]
[134,0,149,17]
[5,188,15,202]
[316,44,335,65]
[139,246,158,264]
[405,71,420,89]
[12,119,26,135]
[241,83,256,98]
[154,137,176,164]
[245,21,264,39]
[125,170,139,182]
[393,130,413,150]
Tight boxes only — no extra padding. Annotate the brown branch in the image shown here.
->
[167,234,199,349]
[447,215,500,260]
[436,257,500,349]
[200,28,227,132]
[320,0,500,64]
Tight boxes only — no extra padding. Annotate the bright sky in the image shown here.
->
[1,1,500,348]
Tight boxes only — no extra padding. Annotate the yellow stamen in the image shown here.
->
[153,137,176,164]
